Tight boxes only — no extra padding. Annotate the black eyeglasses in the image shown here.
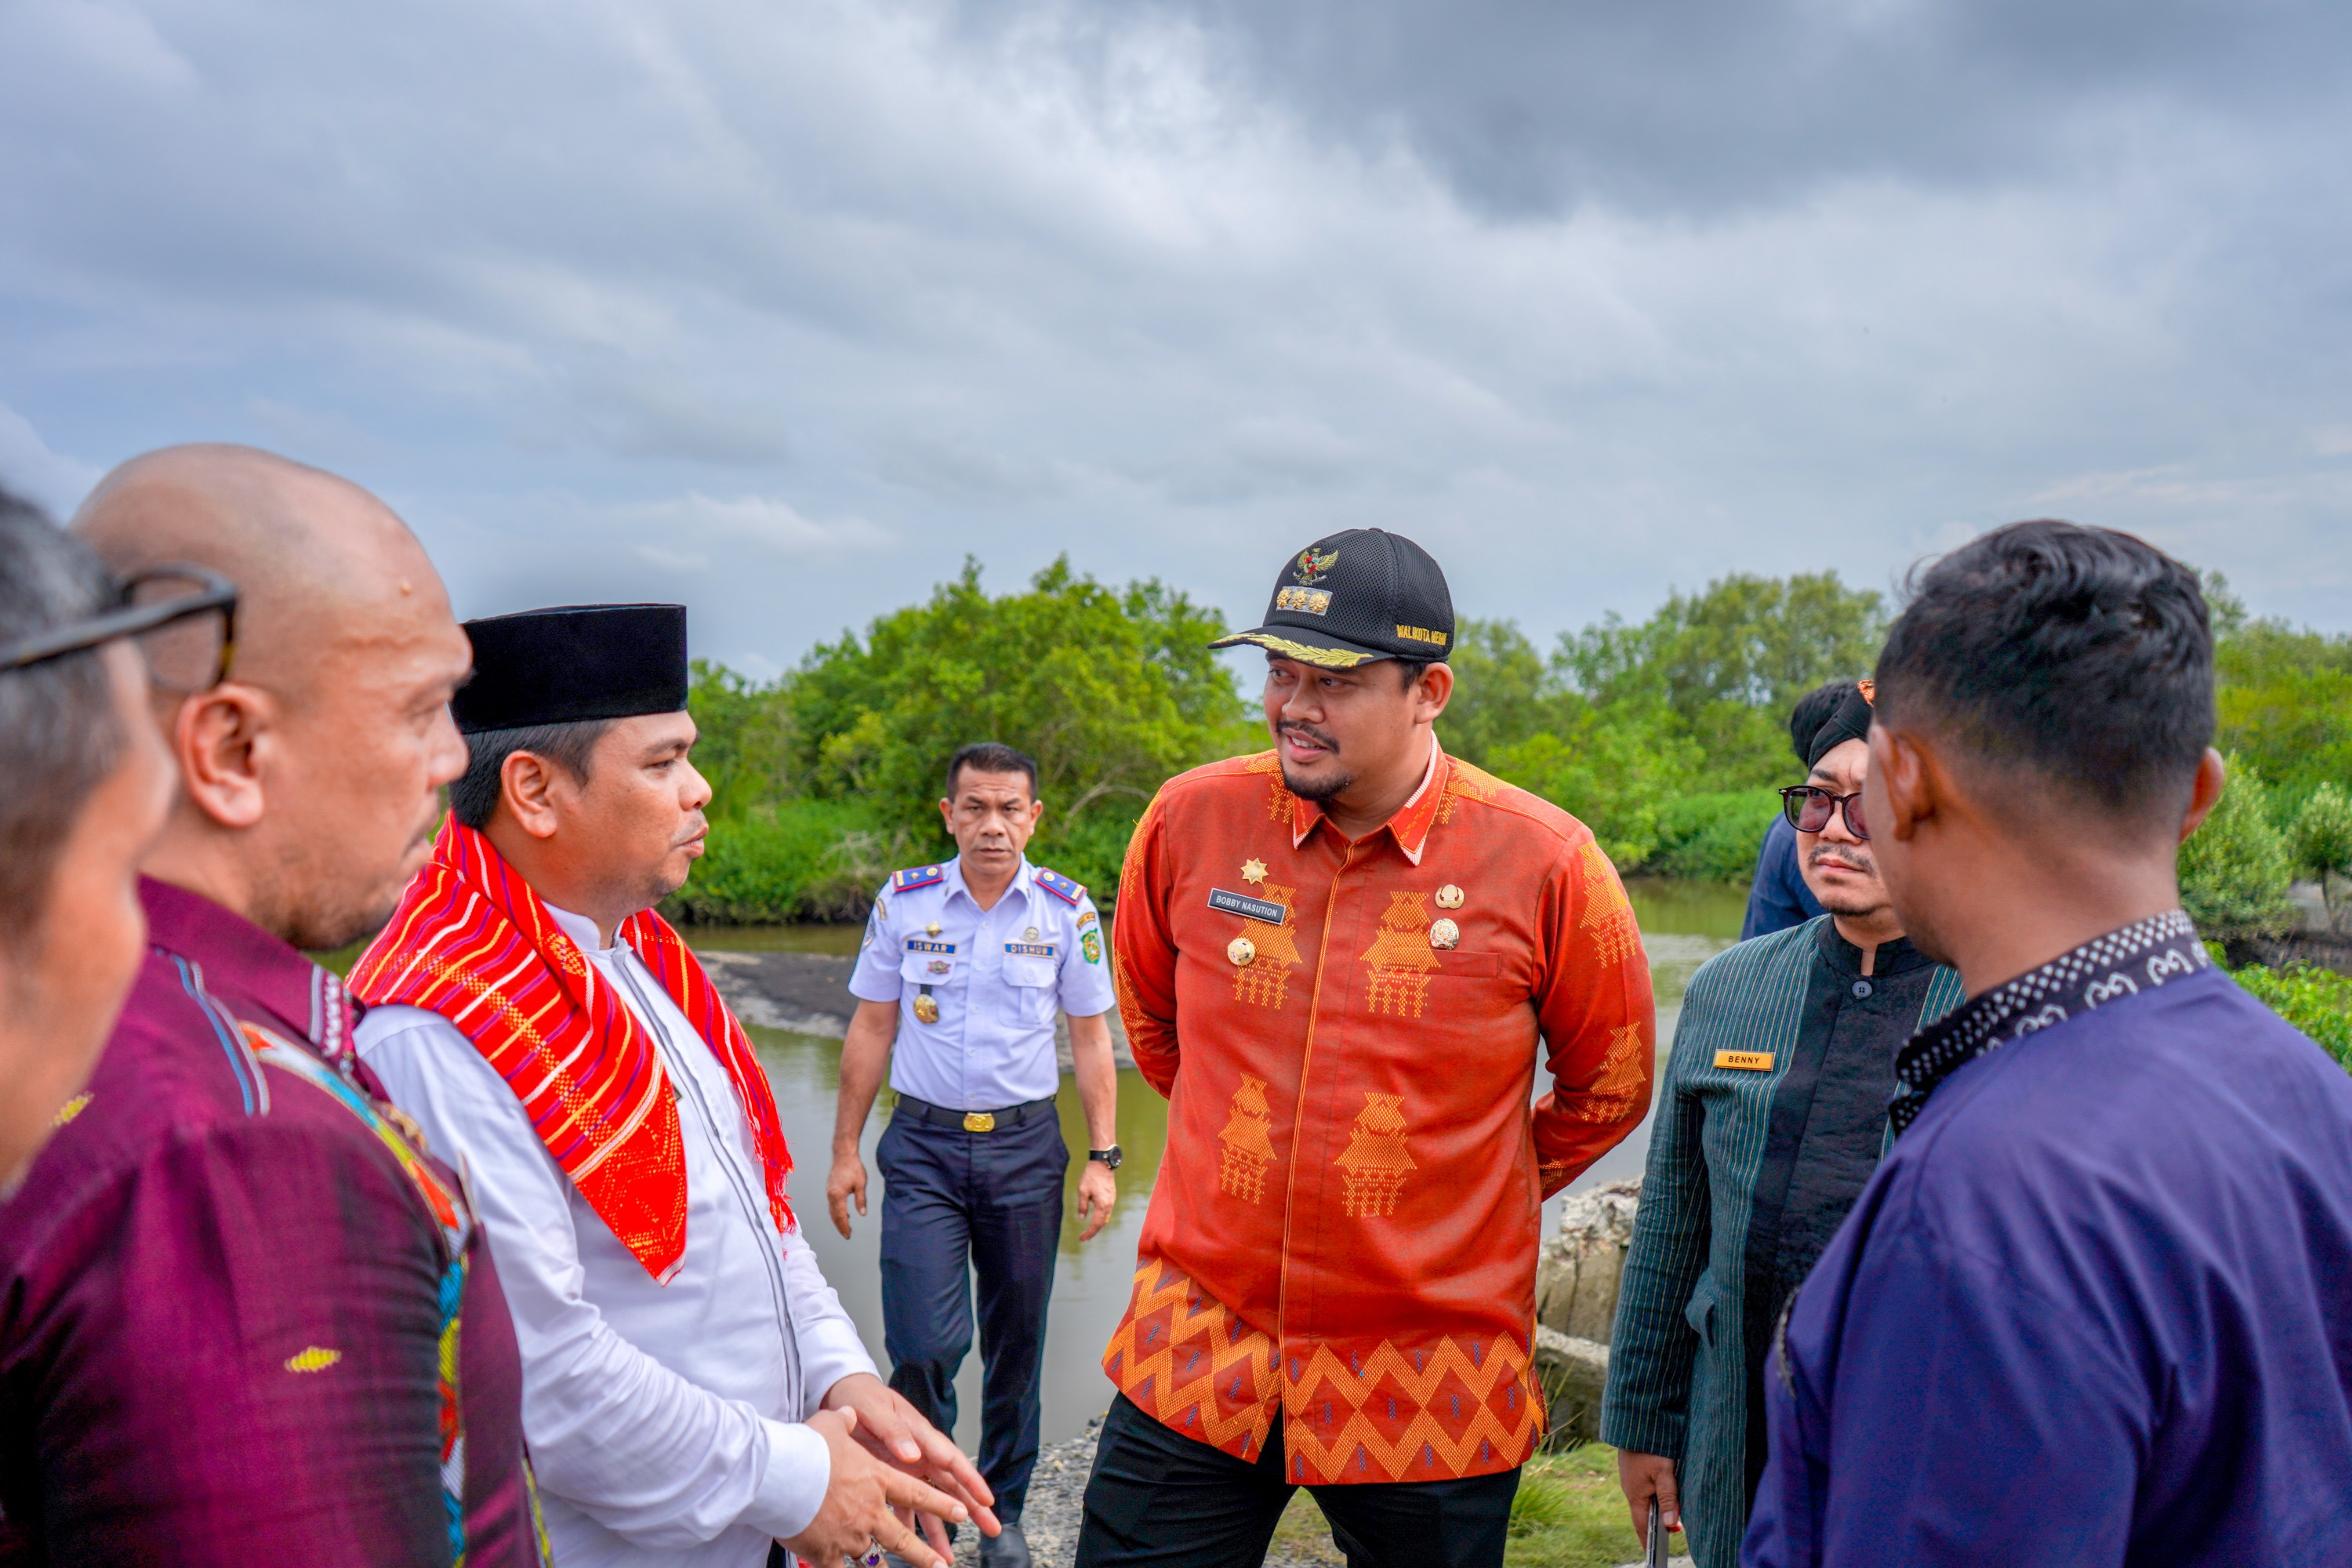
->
[0,564,238,694]
[1780,783,1868,841]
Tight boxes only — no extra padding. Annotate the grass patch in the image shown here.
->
[1269,1446,1678,1568]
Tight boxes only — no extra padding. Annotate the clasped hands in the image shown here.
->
[782,1372,999,1568]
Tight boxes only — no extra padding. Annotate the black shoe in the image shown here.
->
[978,1522,1030,1568]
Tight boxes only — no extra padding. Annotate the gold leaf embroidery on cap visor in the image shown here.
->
[1214,632,1375,668]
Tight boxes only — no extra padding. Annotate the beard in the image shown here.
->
[1281,762,1356,802]
[1276,721,1354,800]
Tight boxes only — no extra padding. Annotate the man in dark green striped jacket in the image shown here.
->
[1599,683,1963,1568]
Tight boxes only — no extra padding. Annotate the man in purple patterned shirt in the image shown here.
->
[0,446,544,1565]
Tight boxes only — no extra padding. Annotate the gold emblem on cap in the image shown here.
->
[1228,935,1258,967]
[925,921,942,938]
[913,994,940,1025]
[1435,884,1464,909]
[1025,926,1040,942]
[1428,918,1461,950]
[1241,858,1268,885]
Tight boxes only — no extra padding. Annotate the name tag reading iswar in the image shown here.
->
[1714,1050,1775,1073]
[1207,887,1287,925]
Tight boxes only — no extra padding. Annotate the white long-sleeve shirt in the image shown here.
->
[357,901,877,1567]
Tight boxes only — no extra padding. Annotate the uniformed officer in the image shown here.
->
[829,741,1122,1568]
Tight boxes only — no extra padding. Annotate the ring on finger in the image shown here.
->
[857,1538,885,1568]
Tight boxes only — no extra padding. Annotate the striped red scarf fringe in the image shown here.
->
[351,816,793,1282]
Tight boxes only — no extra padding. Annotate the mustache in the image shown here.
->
[1807,845,1875,873]
[1277,719,1340,753]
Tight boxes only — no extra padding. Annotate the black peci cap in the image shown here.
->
[1210,528,1454,668]
[452,604,690,734]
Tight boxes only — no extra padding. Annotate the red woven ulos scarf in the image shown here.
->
[351,816,793,1282]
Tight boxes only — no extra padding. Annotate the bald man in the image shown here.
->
[0,447,547,1566]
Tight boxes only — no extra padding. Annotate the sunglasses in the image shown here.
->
[1780,783,1868,841]
[0,564,239,694]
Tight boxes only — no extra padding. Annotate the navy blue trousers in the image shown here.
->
[876,1107,1067,1523]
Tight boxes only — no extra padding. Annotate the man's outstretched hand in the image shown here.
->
[819,1373,1000,1559]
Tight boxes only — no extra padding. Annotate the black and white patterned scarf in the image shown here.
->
[1887,909,2210,1134]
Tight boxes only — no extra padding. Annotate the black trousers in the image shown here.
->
[876,1105,1067,1523]
[1074,1393,1518,1568]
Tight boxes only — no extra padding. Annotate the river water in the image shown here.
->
[711,879,1745,1455]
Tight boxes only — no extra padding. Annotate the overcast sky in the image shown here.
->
[3,0,2347,677]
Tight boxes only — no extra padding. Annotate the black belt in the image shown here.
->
[894,1092,1056,1134]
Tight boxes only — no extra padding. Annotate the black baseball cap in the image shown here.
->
[1210,528,1454,668]
[452,604,689,733]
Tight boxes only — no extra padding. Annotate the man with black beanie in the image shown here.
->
[1739,683,1852,939]
[1603,679,1962,1568]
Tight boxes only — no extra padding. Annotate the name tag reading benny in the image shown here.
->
[1714,1050,1776,1073]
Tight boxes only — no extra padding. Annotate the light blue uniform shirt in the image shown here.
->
[847,855,1116,1112]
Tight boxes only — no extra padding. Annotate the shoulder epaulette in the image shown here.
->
[891,864,947,892]
[1034,868,1084,906]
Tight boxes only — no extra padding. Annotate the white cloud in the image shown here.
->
[0,405,103,517]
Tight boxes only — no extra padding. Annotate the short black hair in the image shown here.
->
[0,488,125,949]
[1875,520,2213,827]
[946,742,1038,800]
[1393,657,1432,691]
[448,719,612,829]
[1788,680,1860,767]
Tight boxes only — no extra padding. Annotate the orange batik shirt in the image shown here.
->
[1102,742,1655,1485]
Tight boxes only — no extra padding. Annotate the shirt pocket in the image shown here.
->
[902,947,962,987]
[999,953,1058,1027]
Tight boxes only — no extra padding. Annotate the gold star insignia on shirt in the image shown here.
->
[1241,858,1269,884]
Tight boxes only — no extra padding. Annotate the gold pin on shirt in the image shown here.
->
[1429,918,1460,950]
[1241,858,1269,885]
[1435,884,1465,909]
[925,921,942,938]
[913,993,941,1024]
[1228,935,1258,967]
[1025,927,1040,942]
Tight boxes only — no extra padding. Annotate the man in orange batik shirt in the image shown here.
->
[1074,528,1657,1568]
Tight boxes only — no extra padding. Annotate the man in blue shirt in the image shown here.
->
[1744,521,2352,1566]
[830,742,1122,1568]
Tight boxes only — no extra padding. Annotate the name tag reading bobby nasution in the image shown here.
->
[1207,887,1287,924]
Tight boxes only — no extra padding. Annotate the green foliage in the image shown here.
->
[789,557,1254,884]
[1438,619,1556,768]
[2225,958,2352,1069]
[687,660,797,821]
[2213,619,2352,807]
[2179,757,2296,942]
[1645,788,1785,882]
[668,799,900,924]
[2289,782,2352,933]
[1445,575,1882,871]
[1560,571,1889,789]
[1487,701,1705,867]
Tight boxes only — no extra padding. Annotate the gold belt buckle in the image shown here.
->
[963,1111,996,1133]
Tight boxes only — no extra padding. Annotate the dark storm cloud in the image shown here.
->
[0,0,2346,669]
[965,0,2352,215]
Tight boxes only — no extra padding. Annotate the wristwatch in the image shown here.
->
[1087,1145,1124,1171]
